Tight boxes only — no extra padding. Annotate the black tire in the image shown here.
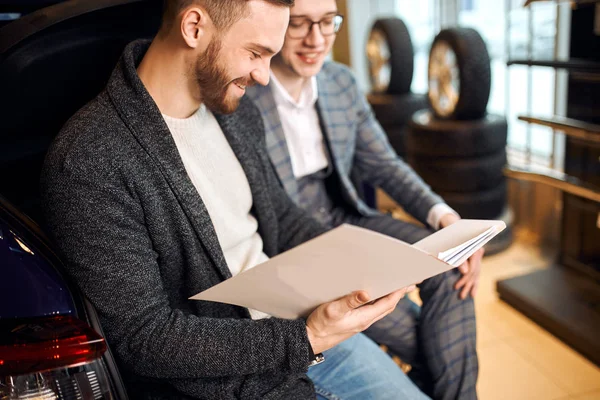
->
[368,93,429,127]
[428,28,491,120]
[407,150,506,192]
[406,110,507,158]
[438,180,507,220]
[408,149,506,192]
[369,18,414,95]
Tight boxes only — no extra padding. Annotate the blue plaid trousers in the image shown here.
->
[332,211,479,400]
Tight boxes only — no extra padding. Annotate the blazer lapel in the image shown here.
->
[315,73,348,174]
[247,84,300,202]
[106,40,232,280]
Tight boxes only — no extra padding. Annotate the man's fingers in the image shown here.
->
[368,304,398,326]
[390,287,408,301]
[369,288,405,307]
[460,281,472,300]
[478,247,486,258]
[322,291,370,320]
[463,248,484,273]
[329,286,410,324]
[359,289,405,327]
[455,274,469,290]
[358,288,405,317]
[471,248,485,265]
[348,290,370,309]
[334,290,370,315]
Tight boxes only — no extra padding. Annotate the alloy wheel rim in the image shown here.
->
[367,29,391,93]
[428,40,460,117]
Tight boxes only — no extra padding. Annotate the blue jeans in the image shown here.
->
[306,333,431,400]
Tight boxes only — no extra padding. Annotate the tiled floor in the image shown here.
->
[466,241,600,400]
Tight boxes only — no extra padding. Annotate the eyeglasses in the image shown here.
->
[287,14,344,39]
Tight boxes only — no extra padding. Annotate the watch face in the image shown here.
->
[367,28,391,93]
[308,353,325,367]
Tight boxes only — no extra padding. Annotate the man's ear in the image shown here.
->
[180,7,208,48]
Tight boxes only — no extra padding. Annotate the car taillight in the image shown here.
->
[0,316,115,399]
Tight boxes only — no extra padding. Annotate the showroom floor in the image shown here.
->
[409,241,600,400]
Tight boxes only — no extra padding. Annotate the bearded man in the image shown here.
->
[40,0,430,399]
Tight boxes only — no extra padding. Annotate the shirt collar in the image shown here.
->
[269,70,318,109]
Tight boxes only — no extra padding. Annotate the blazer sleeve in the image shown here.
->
[40,135,314,382]
[349,78,445,225]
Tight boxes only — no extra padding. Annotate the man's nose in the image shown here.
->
[304,23,325,47]
[250,62,270,86]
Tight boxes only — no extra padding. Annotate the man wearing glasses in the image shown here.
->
[247,0,482,399]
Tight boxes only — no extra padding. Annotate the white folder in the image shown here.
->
[191,219,505,319]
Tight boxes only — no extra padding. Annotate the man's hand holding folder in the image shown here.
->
[305,286,415,354]
[439,213,485,299]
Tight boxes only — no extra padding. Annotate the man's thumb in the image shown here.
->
[345,291,370,310]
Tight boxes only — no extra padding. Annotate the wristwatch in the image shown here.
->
[307,347,325,368]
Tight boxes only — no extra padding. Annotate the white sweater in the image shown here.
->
[163,105,269,319]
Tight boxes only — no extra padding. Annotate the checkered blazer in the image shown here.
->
[246,61,442,225]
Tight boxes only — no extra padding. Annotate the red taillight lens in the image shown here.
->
[0,316,107,376]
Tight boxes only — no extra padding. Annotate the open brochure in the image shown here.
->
[191,219,506,319]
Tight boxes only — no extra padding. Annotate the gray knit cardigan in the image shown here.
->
[41,39,326,399]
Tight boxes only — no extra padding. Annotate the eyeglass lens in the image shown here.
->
[287,15,343,38]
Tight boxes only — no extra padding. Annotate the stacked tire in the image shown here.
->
[366,18,428,157]
[406,28,512,255]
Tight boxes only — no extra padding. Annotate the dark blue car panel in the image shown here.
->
[0,217,75,319]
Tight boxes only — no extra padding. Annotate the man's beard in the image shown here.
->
[195,37,247,114]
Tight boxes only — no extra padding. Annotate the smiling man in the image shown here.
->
[41,0,430,399]
[246,0,483,399]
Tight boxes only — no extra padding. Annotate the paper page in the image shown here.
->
[438,225,502,266]
[443,227,498,266]
[438,227,494,261]
[413,219,506,258]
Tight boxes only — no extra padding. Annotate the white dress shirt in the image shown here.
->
[270,72,329,178]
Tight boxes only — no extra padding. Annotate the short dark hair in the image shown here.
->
[161,0,294,34]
